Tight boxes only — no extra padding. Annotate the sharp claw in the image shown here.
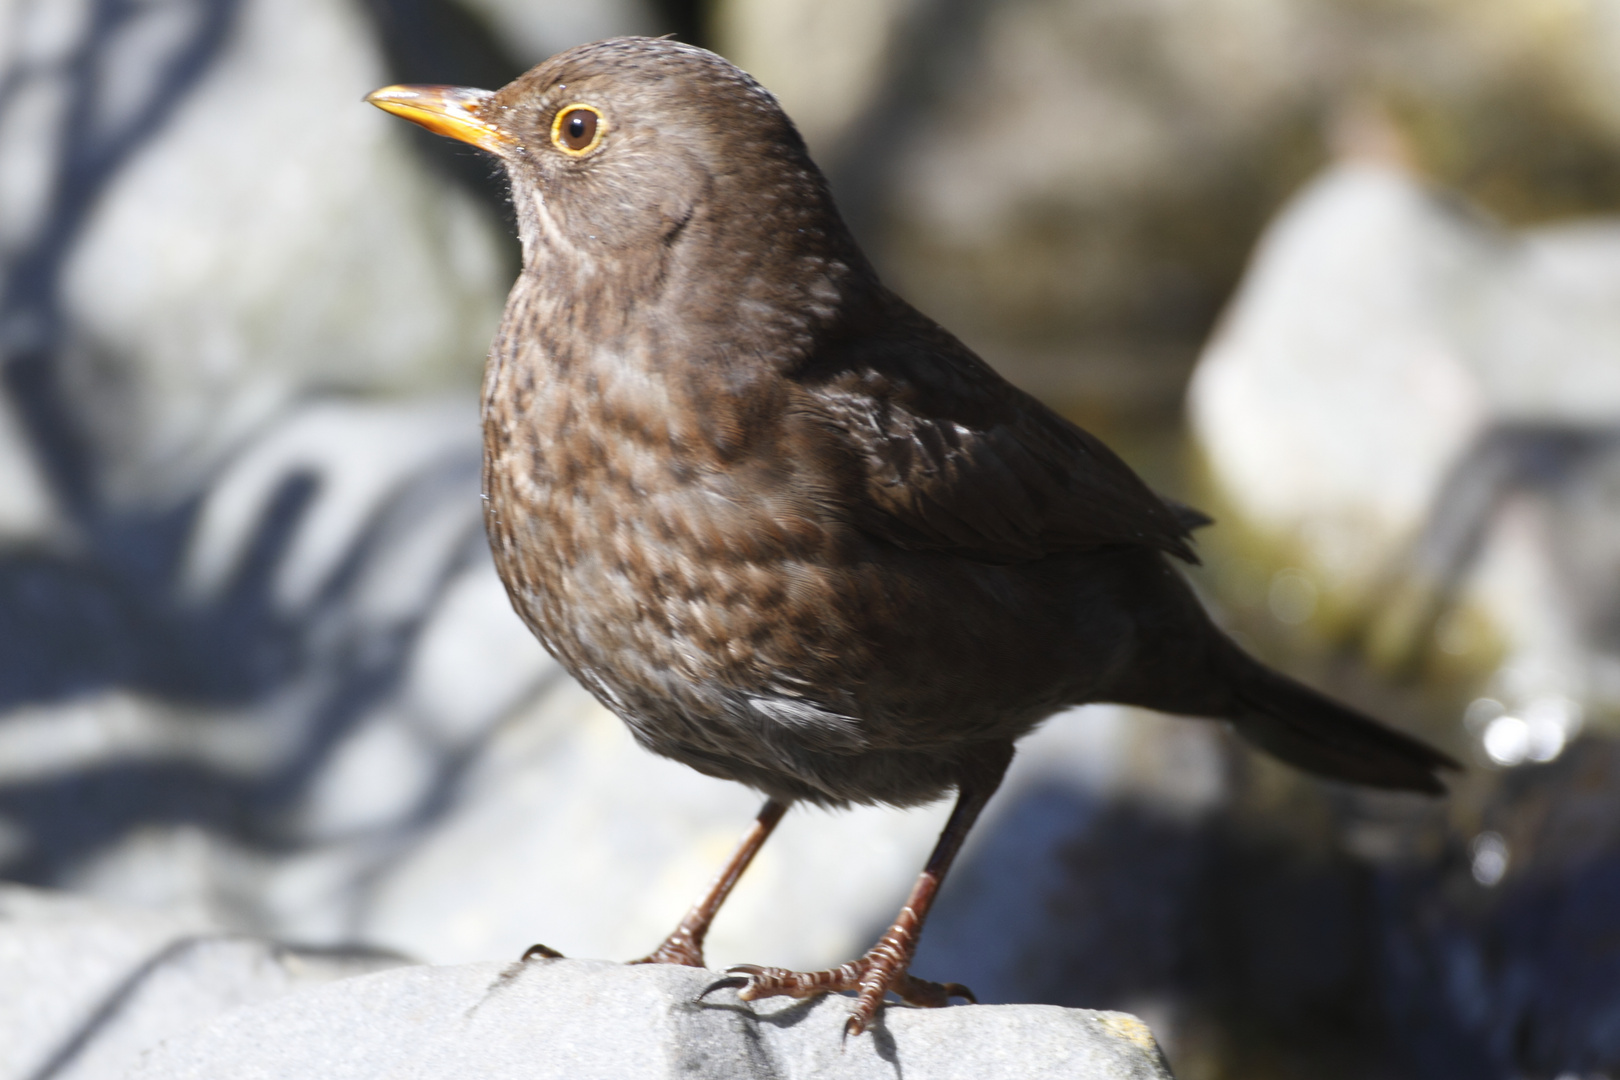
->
[725,964,765,976]
[844,1014,866,1038]
[944,981,976,1004]
[698,975,751,1000]
[522,943,564,961]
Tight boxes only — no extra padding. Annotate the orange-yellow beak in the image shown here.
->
[365,84,513,154]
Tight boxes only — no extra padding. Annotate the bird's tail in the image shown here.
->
[1224,652,1458,795]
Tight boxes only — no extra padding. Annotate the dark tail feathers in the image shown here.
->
[1229,662,1459,795]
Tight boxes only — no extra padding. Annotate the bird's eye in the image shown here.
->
[551,104,604,156]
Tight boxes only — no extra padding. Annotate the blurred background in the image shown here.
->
[4,0,1620,1076]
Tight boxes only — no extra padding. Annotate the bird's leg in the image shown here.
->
[704,744,1013,1036]
[632,798,789,968]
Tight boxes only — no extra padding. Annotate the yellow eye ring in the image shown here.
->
[550,103,606,156]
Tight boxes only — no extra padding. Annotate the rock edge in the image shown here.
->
[131,956,1175,1080]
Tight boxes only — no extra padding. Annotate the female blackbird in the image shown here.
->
[368,37,1455,1036]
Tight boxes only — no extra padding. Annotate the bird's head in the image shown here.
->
[367,37,848,275]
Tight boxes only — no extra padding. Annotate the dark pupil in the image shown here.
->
[563,110,595,149]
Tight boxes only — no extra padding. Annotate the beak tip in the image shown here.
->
[363,84,508,154]
[364,85,411,108]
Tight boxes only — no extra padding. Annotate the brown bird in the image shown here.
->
[367,37,1456,1036]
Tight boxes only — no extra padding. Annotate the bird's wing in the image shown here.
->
[790,301,1203,565]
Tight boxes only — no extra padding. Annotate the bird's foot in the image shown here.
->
[700,947,974,1036]
[629,928,706,968]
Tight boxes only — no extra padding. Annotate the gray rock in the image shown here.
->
[0,885,405,1080]
[55,0,508,503]
[130,957,1174,1080]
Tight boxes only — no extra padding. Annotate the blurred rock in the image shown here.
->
[718,0,1620,417]
[0,883,404,1080]
[0,0,538,954]
[51,0,508,505]
[1190,164,1492,578]
[1189,159,1620,749]
[714,0,912,155]
[458,0,655,66]
[0,389,57,544]
[130,955,1175,1080]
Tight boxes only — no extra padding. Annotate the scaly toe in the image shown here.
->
[701,956,969,1036]
[730,962,861,1002]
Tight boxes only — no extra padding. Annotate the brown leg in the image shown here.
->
[631,798,789,968]
[703,744,1014,1036]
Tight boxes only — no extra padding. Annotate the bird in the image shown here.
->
[366,36,1457,1036]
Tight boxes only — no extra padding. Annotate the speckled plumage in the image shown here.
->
[370,37,1454,1032]
[464,38,1449,808]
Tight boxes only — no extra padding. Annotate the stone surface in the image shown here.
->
[130,957,1174,1080]
[0,884,405,1080]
